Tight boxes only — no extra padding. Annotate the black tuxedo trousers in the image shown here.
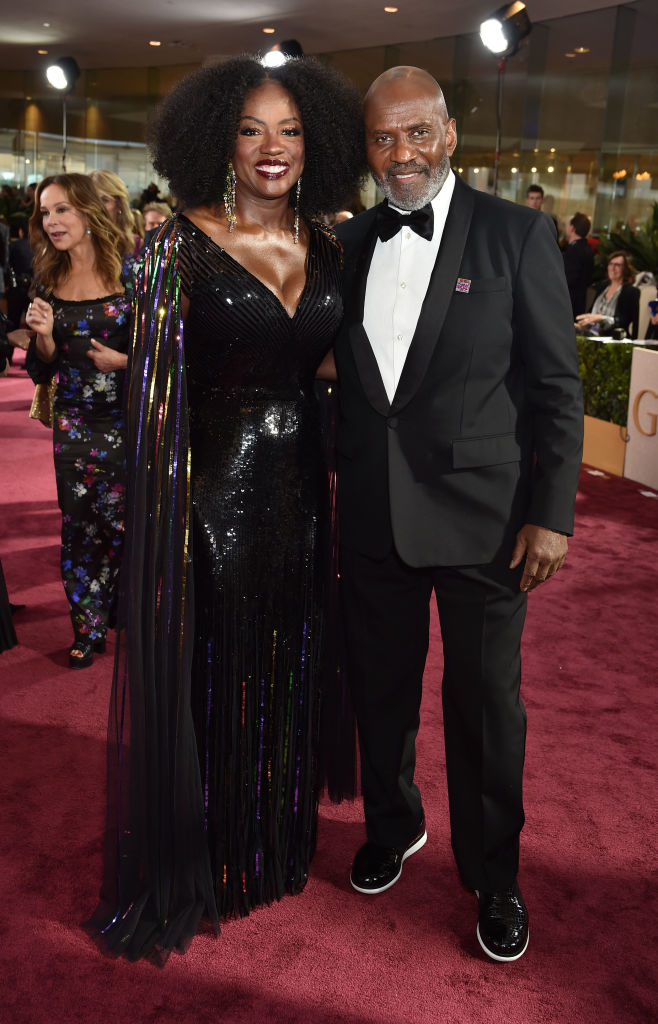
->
[341,546,527,892]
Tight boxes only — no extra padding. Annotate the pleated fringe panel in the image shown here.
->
[191,492,323,920]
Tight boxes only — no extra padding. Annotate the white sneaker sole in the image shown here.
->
[350,830,427,895]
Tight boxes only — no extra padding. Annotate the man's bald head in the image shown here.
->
[363,65,457,211]
[365,66,449,123]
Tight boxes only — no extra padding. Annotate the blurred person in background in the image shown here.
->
[7,219,34,327]
[141,200,173,250]
[562,212,594,317]
[0,216,9,301]
[131,206,145,245]
[644,295,658,341]
[142,201,173,233]
[89,169,142,259]
[139,181,161,206]
[21,182,37,214]
[25,174,134,669]
[525,184,544,210]
[0,308,30,372]
[0,558,18,653]
[575,250,640,338]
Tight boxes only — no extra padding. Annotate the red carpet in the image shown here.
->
[1,359,657,1024]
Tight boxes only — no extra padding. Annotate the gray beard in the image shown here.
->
[373,154,450,211]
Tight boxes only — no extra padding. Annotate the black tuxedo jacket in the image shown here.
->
[562,236,594,317]
[334,175,584,567]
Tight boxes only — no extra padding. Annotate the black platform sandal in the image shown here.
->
[69,634,107,669]
[69,638,94,669]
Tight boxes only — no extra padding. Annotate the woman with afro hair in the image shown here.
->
[88,55,367,962]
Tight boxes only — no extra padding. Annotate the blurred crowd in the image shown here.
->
[524,183,657,340]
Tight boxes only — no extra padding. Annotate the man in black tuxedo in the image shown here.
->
[563,212,594,317]
[334,67,583,962]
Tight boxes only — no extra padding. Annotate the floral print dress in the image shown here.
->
[28,291,131,642]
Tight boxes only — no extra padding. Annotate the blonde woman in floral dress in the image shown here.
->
[26,174,133,669]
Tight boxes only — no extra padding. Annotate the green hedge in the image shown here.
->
[577,335,634,426]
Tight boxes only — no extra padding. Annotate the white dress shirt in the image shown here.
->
[363,170,456,403]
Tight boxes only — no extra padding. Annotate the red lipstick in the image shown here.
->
[255,159,290,179]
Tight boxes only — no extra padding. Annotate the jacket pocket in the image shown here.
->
[452,432,521,469]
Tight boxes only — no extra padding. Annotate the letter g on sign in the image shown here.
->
[633,389,658,437]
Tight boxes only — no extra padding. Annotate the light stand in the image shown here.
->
[61,93,68,172]
[45,57,80,172]
[480,3,532,195]
[493,58,506,195]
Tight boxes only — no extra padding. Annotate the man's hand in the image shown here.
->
[510,524,568,592]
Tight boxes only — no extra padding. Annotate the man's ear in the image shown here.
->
[446,119,458,157]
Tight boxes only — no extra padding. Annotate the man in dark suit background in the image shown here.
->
[334,67,583,962]
[525,183,544,210]
[563,212,594,317]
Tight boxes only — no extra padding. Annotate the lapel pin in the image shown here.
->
[455,278,471,293]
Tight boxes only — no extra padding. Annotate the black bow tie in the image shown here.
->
[376,203,434,242]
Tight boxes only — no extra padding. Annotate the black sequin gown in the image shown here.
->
[92,211,349,962]
[90,216,350,962]
[178,216,343,916]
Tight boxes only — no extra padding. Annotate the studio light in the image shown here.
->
[479,3,532,196]
[263,38,304,67]
[46,56,80,93]
[263,50,286,68]
[480,2,531,58]
[45,57,81,172]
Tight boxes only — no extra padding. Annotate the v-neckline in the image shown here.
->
[178,213,312,321]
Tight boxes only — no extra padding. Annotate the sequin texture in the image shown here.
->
[179,215,343,917]
[88,215,346,962]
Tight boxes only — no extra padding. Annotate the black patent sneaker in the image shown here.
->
[350,819,427,894]
[476,882,529,962]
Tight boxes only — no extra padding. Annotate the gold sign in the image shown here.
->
[632,389,658,437]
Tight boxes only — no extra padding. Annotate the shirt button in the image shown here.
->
[405,231,411,239]
[400,282,406,289]
[397,334,403,341]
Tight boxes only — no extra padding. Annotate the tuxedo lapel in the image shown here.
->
[345,210,391,416]
[390,177,475,415]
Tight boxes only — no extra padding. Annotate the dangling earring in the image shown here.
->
[87,229,92,235]
[224,161,237,232]
[293,176,302,244]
